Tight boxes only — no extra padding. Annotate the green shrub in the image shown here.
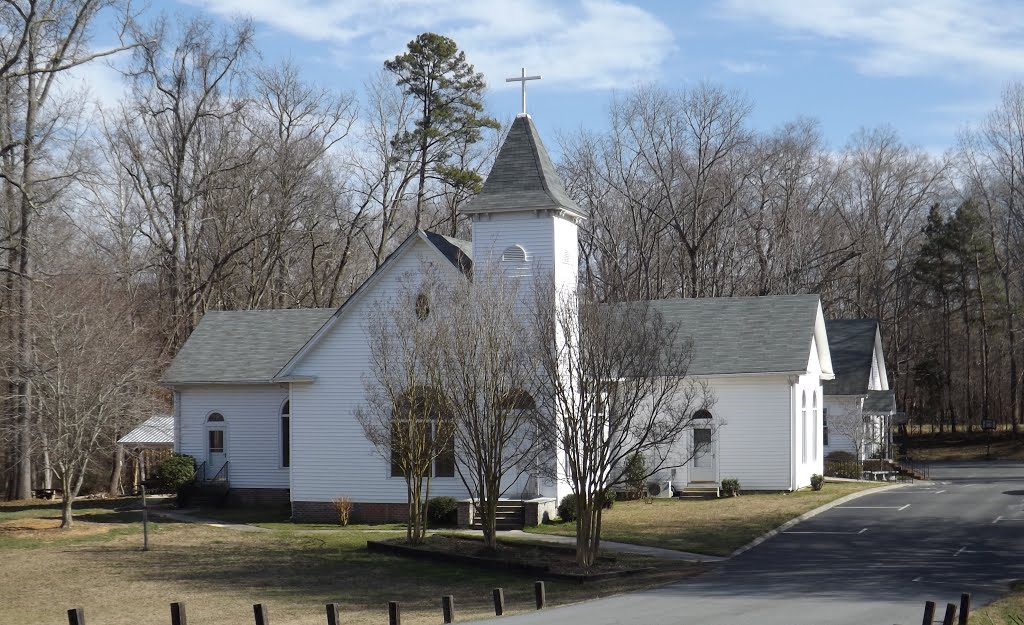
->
[557,493,578,522]
[426,496,458,527]
[810,474,825,491]
[622,453,648,500]
[721,478,740,497]
[156,453,196,505]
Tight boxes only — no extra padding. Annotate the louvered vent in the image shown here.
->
[501,245,527,263]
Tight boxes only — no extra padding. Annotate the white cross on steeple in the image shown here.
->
[505,68,541,117]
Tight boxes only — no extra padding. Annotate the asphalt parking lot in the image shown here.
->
[469,461,1024,625]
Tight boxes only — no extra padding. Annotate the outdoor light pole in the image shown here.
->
[982,419,996,460]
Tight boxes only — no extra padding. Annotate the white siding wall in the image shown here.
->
[823,396,861,457]
[659,376,794,491]
[289,239,473,503]
[176,384,289,488]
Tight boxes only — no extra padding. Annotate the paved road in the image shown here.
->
[469,461,1024,625]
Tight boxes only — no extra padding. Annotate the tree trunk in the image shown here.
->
[108,444,125,496]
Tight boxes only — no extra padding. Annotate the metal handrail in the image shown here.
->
[208,460,229,483]
[194,461,206,483]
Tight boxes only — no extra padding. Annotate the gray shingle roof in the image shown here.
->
[463,115,586,218]
[118,415,174,445]
[162,308,335,384]
[644,295,821,376]
[863,389,896,415]
[423,231,473,275]
[823,319,879,396]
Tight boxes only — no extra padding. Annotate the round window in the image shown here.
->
[415,293,430,320]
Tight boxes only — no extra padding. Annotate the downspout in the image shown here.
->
[172,389,181,453]
[789,376,798,491]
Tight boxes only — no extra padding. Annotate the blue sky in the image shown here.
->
[80,0,1024,155]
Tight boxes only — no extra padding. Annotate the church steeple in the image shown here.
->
[462,116,586,219]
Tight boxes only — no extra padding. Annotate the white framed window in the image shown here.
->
[281,400,291,468]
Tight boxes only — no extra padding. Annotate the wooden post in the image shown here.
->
[922,600,936,625]
[325,603,340,625]
[941,603,957,625]
[534,581,546,610]
[958,593,971,625]
[493,588,505,616]
[253,603,269,625]
[170,602,187,625]
[441,595,455,624]
[388,601,401,625]
[67,608,85,625]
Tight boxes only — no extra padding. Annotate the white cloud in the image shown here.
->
[718,0,1024,77]
[721,60,768,74]
[181,0,675,90]
[56,55,129,110]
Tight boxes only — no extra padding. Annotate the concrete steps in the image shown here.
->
[677,483,720,500]
[470,501,526,531]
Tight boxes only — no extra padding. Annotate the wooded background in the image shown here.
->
[2,5,1021,500]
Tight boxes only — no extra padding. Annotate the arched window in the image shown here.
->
[391,386,455,479]
[811,391,818,461]
[693,409,713,420]
[415,293,430,320]
[207,412,224,423]
[281,400,291,468]
[495,388,536,411]
[206,412,225,455]
[801,391,808,464]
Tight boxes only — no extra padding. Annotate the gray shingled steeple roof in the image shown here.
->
[463,115,586,218]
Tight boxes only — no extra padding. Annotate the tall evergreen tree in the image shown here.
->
[384,33,498,231]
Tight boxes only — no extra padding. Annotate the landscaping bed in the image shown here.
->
[367,535,659,582]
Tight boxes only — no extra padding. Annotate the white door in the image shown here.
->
[207,427,227,480]
[691,427,715,482]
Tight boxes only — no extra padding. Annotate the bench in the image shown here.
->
[33,488,60,500]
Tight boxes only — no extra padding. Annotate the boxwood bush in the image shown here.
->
[824,451,863,479]
[810,473,825,491]
[427,496,459,527]
[721,478,740,497]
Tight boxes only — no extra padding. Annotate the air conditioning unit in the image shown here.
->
[647,480,674,498]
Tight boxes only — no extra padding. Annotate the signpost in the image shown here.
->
[141,485,150,551]
[982,419,996,460]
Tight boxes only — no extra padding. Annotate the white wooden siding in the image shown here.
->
[176,384,290,489]
[289,239,473,503]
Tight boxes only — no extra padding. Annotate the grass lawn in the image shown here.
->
[0,499,700,625]
[526,481,884,557]
[970,581,1024,625]
[185,506,408,531]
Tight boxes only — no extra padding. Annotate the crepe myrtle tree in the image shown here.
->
[530,282,716,569]
[430,264,542,550]
[356,272,454,545]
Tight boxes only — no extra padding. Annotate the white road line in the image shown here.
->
[835,506,907,509]
[784,528,869,535]
[954,546,967,557]
[934,490,946,494]
[993,516,1004,524]
[899,504,911,511]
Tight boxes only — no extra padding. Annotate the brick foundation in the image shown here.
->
[226,488,290,509]
[292,500,409,524]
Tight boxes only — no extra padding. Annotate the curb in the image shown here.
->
[728,482,911,558]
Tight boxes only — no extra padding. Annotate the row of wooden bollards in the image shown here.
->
[922,592,970,625]
[65,582,549,625]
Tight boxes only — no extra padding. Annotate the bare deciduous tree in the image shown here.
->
[530,283,715,568]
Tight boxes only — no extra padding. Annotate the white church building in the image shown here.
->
[163,113,842,524]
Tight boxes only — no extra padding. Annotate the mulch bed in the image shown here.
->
[367,535,657,583]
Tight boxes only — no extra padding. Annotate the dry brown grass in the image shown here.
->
[527,481,883,556]
[0,500,700,625]
[970,581,1024,625]
[906,432,1024,462]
